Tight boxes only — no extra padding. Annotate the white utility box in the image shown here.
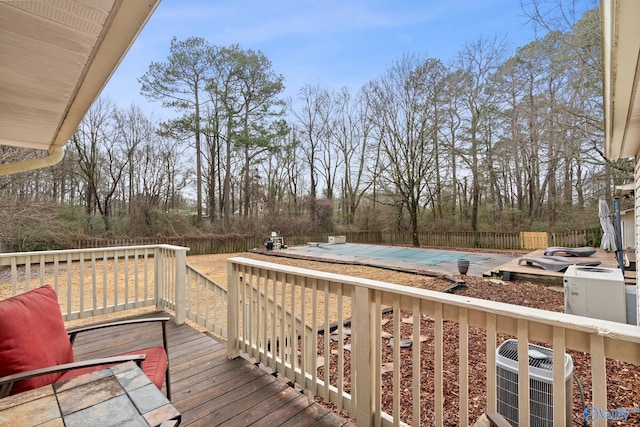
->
[563,265,626,323]
[328,235,346,244]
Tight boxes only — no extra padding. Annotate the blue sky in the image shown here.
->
[101,0,593,117]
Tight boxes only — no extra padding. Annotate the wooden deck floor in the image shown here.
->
[71,312,354,427]
[486,248,635,284]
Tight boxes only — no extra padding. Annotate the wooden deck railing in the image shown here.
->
[3,246,639,426]
[184,262,227,337]
[226,256,640,427]
[0,245,188,322]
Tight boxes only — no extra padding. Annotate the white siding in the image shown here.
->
[620,209,635,250]
[635,157,640,325]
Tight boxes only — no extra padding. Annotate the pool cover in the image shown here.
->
[293,243,488,266]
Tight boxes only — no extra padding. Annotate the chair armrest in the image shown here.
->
[67,316,170,345]
[0,354,147,398]
[486,412,513,427]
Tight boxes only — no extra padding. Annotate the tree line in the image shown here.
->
[0,4,631,248]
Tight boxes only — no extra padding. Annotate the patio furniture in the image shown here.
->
[543,246,597,257]
[0,361,180,426]
[0,285,171,399]
[518,256,601,272]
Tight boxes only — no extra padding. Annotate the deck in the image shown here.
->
[485,248,636,284]
[4,246,640,426]
[71,312,354,427]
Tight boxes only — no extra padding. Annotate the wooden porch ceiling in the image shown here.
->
[71,312,354,427]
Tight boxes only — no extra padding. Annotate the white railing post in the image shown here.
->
[352,285,374,425]
[154,246,163,309]
[174,247,187,325]
[227,260,240,359]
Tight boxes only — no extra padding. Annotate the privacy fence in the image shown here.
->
[1,228,602,255]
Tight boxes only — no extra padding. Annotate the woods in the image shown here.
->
[0,4,629,248]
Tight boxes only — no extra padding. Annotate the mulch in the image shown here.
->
[314,276,640,426]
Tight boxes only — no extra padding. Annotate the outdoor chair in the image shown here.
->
[518,255,601,272]
[0,285,171,399]
[543,246,597,257]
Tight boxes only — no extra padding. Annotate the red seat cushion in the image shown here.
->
[57,346,167,390]
[126,346,168,390]
[0,286,74,395]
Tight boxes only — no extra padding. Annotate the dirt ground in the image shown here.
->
[186,251,456,291]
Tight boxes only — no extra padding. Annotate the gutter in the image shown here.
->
[0,145,65,176]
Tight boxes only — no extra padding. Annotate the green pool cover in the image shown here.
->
[295,243,487,266]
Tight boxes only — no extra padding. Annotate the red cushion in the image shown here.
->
[57,346,167,390]
[0,285,74,395]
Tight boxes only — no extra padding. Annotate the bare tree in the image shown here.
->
[72,98,126,232]
[112,104,156,214]
[331,86,376,226]
[369,54,439,246]
[293,85,333,226]
[455,36,507,231]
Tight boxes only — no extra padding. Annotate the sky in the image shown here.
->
[101,0,594,118]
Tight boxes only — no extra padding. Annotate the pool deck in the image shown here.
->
[488,248,635,284]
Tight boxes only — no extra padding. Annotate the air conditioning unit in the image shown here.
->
[563,265,626,323]
[496,339,573,427]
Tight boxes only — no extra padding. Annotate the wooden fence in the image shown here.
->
[291,229,601,250]
[520,232,550,249]
[0,228,603,255]
[73,235,259,255]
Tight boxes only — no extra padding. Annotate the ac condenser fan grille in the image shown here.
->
[497,339,554,370]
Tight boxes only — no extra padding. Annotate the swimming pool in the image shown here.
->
[291,243,488,266]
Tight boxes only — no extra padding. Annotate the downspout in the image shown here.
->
[0,145,65,176]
